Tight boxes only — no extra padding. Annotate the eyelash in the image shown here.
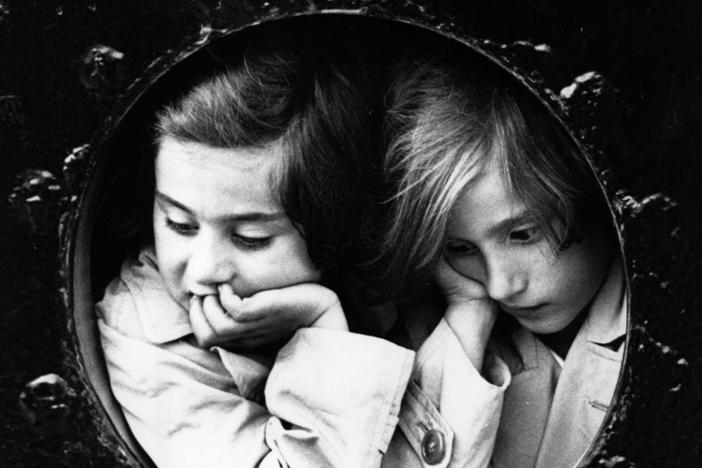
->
[445,226,543,256]
[165,219,273,250]
[445,241,478,256]
[165,218,197,235]
[231,234,272,250]
[509,225,542,244]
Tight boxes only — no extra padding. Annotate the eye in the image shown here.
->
[508,225,542,244]
[231,233,273,250]
[166,218,198,236]
[445,239,478,256]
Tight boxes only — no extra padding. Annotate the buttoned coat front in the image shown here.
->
[98,247,510,468]
[378,258,626,468]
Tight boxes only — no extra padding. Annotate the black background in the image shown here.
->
[1,1,701,466]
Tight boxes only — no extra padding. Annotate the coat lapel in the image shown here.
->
[493,258,627,468]
[492,327,560,468]
[534,259,627,468]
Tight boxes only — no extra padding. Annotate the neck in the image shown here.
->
[538,233,615,360]
[535,306,589,359]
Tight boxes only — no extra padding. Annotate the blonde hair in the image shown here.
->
[375,56,607,299]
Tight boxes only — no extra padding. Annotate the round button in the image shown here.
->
[421,428,446,465]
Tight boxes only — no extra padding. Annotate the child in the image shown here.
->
[95,33,423,468]
[376,54,627,468]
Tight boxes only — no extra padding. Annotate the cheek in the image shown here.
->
[522,248,569,297]
[153,224,173,257]
[152,227,186,278]
[280,232,320,280]
[235,238,319,295]
[544,250,602,307]
[446,255,484,282]
[152,213,171,254]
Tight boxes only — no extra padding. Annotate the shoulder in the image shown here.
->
[95,247,169,340]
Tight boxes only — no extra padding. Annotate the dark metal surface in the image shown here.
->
[1,1,701,466]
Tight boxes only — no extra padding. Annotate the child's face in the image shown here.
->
[444,159,612,335]
[153,137,320,308]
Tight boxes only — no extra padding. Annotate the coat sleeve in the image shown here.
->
[98,287,414,468]
[389,318,509,468]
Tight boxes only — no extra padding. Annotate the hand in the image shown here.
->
[188,283,347,350]
[433,257,497,371]
[433,255,489,305]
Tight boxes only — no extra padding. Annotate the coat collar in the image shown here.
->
[503,254,627,373]
[121,246,193,344]
[581,256,627,346]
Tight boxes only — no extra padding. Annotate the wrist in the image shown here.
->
[311,300,348,331]
[444,300,496,370]
[445,294,489,311]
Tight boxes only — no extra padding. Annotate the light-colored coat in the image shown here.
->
[99,247,623,468]
[374,258,626,468]
[97,247,508,468]
[492,259,626,468]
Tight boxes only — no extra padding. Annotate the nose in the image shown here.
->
[185,232,236,294]
[483,254,527,302]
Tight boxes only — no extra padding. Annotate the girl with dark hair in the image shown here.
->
[95,34,419,467]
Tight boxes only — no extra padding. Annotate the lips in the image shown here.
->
[499,303,543,316]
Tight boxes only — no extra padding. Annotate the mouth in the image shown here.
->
[499,303,543,316]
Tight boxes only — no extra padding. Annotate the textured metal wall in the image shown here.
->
[1,1,700,466]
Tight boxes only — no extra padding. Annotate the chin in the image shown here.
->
[516,317,568,335]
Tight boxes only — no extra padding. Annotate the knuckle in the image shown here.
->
[226,307,245,321]
[194,333,210,347]
[195,328,217,347]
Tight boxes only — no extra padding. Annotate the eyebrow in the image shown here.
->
[154,191,285,222]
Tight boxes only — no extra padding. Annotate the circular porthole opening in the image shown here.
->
[67,12,627,467]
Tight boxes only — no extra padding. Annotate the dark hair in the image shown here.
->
[155,31,380,286]
[375,55,610,299]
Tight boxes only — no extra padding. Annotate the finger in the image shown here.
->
[238,283,333,324]
[188,296,216,348]
[236,286,319,325]
[203,294,267,343]
[437,256,489,299]
[433,256,455,285]
[217,284,243,316]
[433,256,465,295]
[231,290,280,322]
[201,294,237,332]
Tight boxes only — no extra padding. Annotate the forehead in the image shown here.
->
[448,159,527,236]
[154,137,282,216]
